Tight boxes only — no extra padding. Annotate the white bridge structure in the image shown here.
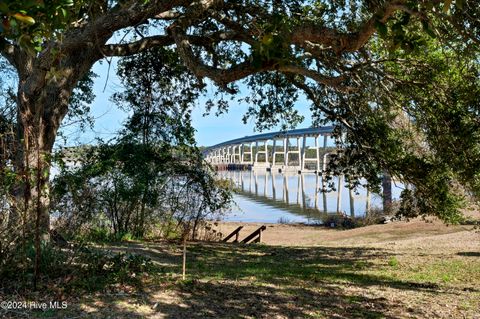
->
[202,126,386,216]
[203,126,334,173]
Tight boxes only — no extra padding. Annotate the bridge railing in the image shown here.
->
[203,126,335,173]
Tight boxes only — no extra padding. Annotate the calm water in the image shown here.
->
[218,170,403,224]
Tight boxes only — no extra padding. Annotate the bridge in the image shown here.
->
[203,126,334,173]
[203,126,388,215]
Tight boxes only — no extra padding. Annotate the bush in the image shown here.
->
[322,206,396,229]
[74,227,139,243]
[73,250,154,291]
[83,226,111,242]
[0,240,69,288]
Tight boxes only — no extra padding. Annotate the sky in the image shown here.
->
[58,59,314,148]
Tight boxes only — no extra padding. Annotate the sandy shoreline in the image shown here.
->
[214,218,479,250]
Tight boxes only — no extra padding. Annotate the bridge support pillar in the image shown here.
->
[272,139,277,166]
[301,135,306,171]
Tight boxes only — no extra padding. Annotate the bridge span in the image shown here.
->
[203,126,334,173]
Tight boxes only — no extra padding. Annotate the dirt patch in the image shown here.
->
[215,217,478,248]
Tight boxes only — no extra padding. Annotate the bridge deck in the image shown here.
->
[204,126,333,151]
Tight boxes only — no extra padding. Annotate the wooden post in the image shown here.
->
[182,236,187,280]
[223,226,243,242]
[241,225,267,244]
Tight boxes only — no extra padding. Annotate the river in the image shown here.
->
[218,170,404,224]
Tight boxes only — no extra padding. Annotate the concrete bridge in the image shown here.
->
[203,126,394,214]
[203,126,334,173]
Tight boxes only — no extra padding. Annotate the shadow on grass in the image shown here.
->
[184,243,444,292]
[103,241,447,292]
[8,241,457,318]
[148,280,409,319]
[457,251,480,257]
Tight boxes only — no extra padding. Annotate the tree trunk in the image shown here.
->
[10,48,102,238]
[382,172,392,214]
[14,100,60,240]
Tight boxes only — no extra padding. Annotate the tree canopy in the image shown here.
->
[0,0,479,234]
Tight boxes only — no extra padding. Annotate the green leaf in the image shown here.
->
[12,13,36,25]
[374,20,388,38]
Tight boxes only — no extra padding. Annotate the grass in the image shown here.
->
[381,258,480,285]
[2,234,479,318]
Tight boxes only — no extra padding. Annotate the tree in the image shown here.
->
[51,45,231,239]
[0,0,479,243]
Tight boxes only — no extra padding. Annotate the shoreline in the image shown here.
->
[213,218,479,248]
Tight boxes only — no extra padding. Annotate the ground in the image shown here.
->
[1,216,479,318]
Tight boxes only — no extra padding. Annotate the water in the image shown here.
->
[218,169,404,224]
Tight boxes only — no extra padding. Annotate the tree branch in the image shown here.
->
[60,0,193,52]
[291,0,407,54]
[288,76,354,130]
[278,64,351,91]
[102,35,175,56]
[101,31,249,57]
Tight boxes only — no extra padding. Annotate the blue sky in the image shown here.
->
[58,59,314,148]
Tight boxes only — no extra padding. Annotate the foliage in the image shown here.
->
[0,241,156,294]
[52,46,232,240]
[75,250,154,290]
[0,0,479,284]
[310,30,479,222]
[0,0,74,52]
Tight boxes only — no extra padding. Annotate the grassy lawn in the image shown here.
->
[2,224,479,319]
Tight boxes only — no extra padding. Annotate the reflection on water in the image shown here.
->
[219,170,403,224]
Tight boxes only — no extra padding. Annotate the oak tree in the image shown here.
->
[0,0,478,242]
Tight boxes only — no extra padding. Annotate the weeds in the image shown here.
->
[388,257,399,267]
[0,241,158,295]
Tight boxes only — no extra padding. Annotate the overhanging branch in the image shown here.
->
[102,31,249,57]
[278,64,350,90]
[291,0,407,54]
[102,35,175,56]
